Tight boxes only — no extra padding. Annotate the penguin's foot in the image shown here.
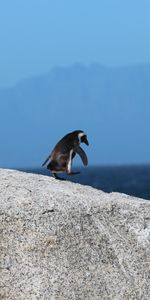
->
[52,173,66,180]
[67,171,80,176]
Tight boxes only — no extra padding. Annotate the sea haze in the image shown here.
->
[0,63,150,167]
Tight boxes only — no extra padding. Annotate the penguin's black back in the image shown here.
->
[51,130,84,156]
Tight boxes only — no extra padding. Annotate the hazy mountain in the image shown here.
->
[0,63,150,167]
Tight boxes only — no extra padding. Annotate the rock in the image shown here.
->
[0,169,150,300]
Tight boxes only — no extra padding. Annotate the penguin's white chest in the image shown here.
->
[67,149,74,173]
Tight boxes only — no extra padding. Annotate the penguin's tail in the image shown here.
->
[42,156,51,167]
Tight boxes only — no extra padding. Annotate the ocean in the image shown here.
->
[19,165,150,201]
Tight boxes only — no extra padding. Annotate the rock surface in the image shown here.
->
[0,169,150,300]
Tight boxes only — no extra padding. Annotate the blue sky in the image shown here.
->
[0,0,150,87]
[0,0,150,167]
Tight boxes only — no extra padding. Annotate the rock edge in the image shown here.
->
[0,169,150,300]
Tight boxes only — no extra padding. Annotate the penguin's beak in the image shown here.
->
[84,137,89,146]
[80,134,89,145]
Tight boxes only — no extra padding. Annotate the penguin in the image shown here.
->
[42,130,89,180]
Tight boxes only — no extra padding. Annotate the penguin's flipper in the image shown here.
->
[67,171,80,175]
[75,146,88,166]
[71,152,76,160]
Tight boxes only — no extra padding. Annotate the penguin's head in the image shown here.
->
[78,131,89,146]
